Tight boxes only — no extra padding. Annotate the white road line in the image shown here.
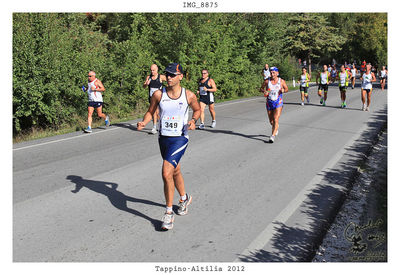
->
[13,89,302,151]
[13,126,121,151]
[235,120,369,261]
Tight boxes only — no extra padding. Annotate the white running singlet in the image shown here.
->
[320,72,329,84]
[300,74,308,87]
[267,78,282,101]
[339,72,348,87]
[159,87,189,137]
[362,72,373,90]
[88,78,103,102]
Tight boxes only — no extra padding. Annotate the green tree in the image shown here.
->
[284,13,345,73]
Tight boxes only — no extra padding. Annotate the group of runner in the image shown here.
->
[80,60,386,230]
[293,63,387,111]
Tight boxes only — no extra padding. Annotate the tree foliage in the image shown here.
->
[12,13,387,137]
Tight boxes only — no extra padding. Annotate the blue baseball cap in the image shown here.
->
[270,67,279,72]
[164,63,183,75]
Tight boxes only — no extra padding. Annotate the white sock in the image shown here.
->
[180,194,187,201]
[166,206,173,213]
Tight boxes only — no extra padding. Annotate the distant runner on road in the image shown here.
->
[262,64,271,80]
[350,64,358,89]
[316,65,331,106]
[137,63,200,230]
[143,64,167,134]
[298,67,311,106]
[197,69,217,129]
[379,66,388,91]
[337,65,352,108]
[260,66,289,143]
[360,63,376,111]
[83,71,110,133]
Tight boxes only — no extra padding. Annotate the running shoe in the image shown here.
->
[84,126,92,133]
[343,102,347,108]
[306,96,310,104]
[151,127,157,134]
[161,212,174,230]
[320,97,324,104]
[177,194,192,216]
[362,104,366,111]
[322,101,326,106]
[198,123,205,130]
[269,135,275,143]
[301,102,304,106]
[105,116,110,126]
[366,106,369,111]
[211,120,216,128]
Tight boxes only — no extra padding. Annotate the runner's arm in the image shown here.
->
[143,76,150,88]
[371,73,377,82]
[94,79,105,92]
[260,79,269,96]
[137,90,161,130]
[281,80,289,93]
[160,74,167,82]
[186,90,201,130]
[206,79,217,93]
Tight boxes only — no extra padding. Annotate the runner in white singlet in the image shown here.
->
[350,64,357,89]
[360,63,376,111]
[379,66,388,91]
[137,63,200,230]
[298,67,311,105]
[83,71,110,133]
[337,65,352,108]
[260,67,289,143]
[316,65,331,106]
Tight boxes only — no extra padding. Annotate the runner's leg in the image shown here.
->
[209,103,216,121]
[272,107,282,136]
[87,106,94,127]
[162,160,176,208]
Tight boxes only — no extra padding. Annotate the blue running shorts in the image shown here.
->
[266,95,283,111]
[158,135,189,168]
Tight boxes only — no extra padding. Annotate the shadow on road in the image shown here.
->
[283,101,361,111]
[66,175,166,231]
[236,106,387,262]
[201,129,269,142]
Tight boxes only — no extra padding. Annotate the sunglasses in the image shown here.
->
[166,72,180,78]
[88,75,95,77]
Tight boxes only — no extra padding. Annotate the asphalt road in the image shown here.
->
[13,81,387,262]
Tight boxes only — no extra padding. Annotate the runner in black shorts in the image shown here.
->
[316,65,331,106]
[143,64,167,134]
[298,67,311,105]
[379,65,388,91]
[197,69,217,129]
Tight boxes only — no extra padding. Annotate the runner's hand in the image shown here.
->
[188,120,196,130]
